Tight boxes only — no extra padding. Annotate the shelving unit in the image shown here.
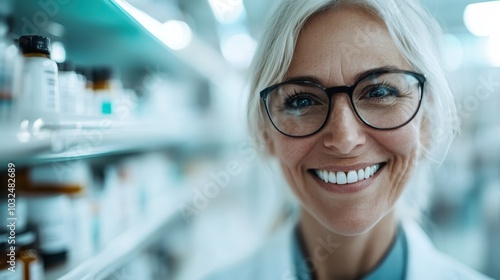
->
[4,0,241,164]
[45,192,188,280]
[11,0,240,86]
[1,123,53,165]
[11,0,188,75]
[3,1,220,279]
[0,114,197,279]
[1,115,199,166]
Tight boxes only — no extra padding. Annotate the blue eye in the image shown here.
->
[292,97,313,108]
[284,92,316,109]
[365,85,399,99]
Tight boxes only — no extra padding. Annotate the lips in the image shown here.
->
[313,163,384,185]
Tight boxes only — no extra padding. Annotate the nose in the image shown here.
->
[322,95,366,154]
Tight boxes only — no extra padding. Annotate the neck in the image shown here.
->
[298,210,397,280]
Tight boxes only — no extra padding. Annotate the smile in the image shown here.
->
[313,163,384,185]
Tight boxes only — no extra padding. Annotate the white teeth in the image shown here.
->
[364,167,370,179]
[347,171,358,183]
[336,172,347,184]
[358,169,364,180]
[328,171,336,184]
[315,164,381,185]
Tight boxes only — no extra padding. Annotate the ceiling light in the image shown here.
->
[208,0,244,24]
[464,1,500,37]
[112,0,192,50]
[488,35,500,67]
[221,33,256,68]
[162,20,192,50]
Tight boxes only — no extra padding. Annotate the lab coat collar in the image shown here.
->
[205,219,493,280]
[275,220,493,280]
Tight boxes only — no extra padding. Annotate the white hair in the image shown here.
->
[247,0,458,221]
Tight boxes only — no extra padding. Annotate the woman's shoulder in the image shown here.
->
[203,223,295,280]
[403,221,493,280]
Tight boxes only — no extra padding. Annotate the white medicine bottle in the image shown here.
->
[18,35,59,116]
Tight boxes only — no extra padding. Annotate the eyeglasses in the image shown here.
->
[260,69,426,138]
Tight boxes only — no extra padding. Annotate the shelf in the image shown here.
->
[11,0,189,76]
[44,192,187,280]
[10,0,241,85]
[0,121,49,162]
[0,114,200,166]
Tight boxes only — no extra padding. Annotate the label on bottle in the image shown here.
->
[44,67,57,110]
[37,213,69,253]
[19,57,59,114]
[26,195,70,254]
[0,261,23,280]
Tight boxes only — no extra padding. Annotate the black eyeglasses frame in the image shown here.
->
[260,69,426,138]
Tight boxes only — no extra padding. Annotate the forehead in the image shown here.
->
[287,6,411,86]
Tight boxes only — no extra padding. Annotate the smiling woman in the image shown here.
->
[205,0,494,280]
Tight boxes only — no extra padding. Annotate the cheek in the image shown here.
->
[269,132,317,185]
[375,111,423,155]
[374,122,421,203]
[271,133,315,165]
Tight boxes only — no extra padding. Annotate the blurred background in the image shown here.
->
[0,0,498,279]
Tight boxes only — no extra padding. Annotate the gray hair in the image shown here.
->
[247,0,458,220]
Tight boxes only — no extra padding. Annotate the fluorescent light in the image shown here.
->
[162,20,192,50]
[112,0,191,50]
[111,0,242,88]
[488,35,500,67]
[221,33,256,68]
[464,1,500,37]
[208,0,244,23]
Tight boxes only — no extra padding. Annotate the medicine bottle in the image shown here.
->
[17,35,59,115]
[24,194,70,268]
[17,231,44,280]
[92,67,113,115]
[58,61,86,114]
[19,162,93,267]
[75,66,96,115]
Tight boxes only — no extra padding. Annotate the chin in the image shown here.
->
[328,218,379,236]
[309,205,390,236]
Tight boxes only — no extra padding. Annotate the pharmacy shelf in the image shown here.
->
[45,192,188,280]
[11,0,189,75]
[11,0,239,86]
[0,115,199,166]
[0,132,52,164]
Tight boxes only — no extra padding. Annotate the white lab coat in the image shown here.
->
[204,221,493,280]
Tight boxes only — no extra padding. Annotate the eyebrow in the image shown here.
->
[284,65,405,85]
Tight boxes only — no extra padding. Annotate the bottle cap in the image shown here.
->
[18,35,51,55]
[93,67,112,83]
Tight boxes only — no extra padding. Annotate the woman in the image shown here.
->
[207,0,492,279]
